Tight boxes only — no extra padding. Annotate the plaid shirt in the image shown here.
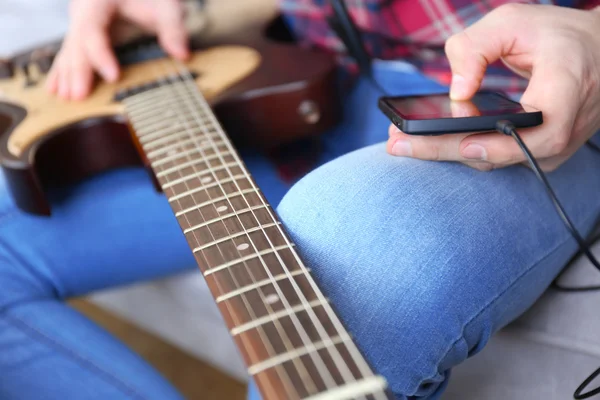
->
[279,0,600,94]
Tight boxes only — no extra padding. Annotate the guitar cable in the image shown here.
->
[325,1,600,397]
[495,121,600,400]
[326,0,390,96]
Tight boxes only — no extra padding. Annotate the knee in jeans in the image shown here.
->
[276,144,482,397]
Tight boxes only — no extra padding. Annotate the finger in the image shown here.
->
[387,124,497,169]
[444,3,530,100]
[69,48,94,100]
[72,0,120,82]
[57,59,70,100]
[461,160,495,171]
[386,126,471,161]
[83,29,120,82]
[458,62,579,165]
[155,0,189,60]
[45,57,60,94]
[450,99,481,118]
[118,0,161,32]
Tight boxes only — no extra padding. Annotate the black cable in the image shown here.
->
[586,140,600,154]
[326,0,390,96]
[495,121,600,399]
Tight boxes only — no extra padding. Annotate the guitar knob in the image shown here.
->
[31,47,56,73]
[298,100,321,124]
[0,59,13,79]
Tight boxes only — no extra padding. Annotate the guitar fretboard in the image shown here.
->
[124,72,391,400]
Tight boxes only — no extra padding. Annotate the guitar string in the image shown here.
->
[125,71,301,398]
[158,56,347,390]
[151,57,337,395]
[169,59,366,392]
[139,58,320,397]
[127,85,302,399]
[126,55,387,399]
[172,57,390,400]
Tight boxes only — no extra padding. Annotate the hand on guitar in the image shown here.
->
[46,0,190,101]
[386,4,600,172]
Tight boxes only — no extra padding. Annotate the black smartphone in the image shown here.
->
[378,91,543,135]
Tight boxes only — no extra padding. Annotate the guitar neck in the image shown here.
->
[123,72,391,400]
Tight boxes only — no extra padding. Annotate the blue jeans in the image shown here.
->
[1,62,599,400]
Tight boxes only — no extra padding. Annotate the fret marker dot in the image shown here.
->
[265,294,279,305]
[237,243,249,251]
[216,205,228,213]
[201,176,212,184]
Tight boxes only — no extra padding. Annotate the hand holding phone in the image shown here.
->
[378,91,543,136]
[379,4,600,172]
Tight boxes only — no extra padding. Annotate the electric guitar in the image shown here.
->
[0,12,393,400]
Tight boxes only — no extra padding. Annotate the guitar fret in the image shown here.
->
[129,106,212,131]
[193,222,281,252]
[215,269,308,303]
[125,86,193,114]
[176,190,257,223]
[230,299,327,336]
[123,72,395,400]
[152,149,220,168]
[131,107,212,127]
[162,161,240,188]
[144,133,221,152]
[140,125,219,146]
[130,97,212,121]
[183,205,269,234]
[169,175,247,204]
[124,88,166,110]
[248,335,350,376]
[136,120,206,142]
[203,244,295,276]
[129,112,177,132]
[303,377,389,400]
[127,104,171,121]
[146,137,224,159]
[140,127,184,146]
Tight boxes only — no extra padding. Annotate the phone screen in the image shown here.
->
[384,92,527,120]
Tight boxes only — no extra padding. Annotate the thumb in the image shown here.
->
[444,4,525,100]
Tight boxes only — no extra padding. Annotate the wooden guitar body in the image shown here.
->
[0,39,340,215]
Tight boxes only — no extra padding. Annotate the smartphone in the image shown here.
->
[378,91,543,135]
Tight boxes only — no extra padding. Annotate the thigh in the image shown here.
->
[276,142,600,398]
[0,301,185,400]
[0,167,195,307]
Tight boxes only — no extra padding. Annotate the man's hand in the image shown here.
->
[46,0,189,101]
[387,4,600,171]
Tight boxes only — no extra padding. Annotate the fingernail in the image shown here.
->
[450,74,469,100]
[462,143,487,160]
[391,140,412,157]
[103,66,118,82]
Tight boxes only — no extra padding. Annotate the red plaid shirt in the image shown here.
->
[279,0,600,94]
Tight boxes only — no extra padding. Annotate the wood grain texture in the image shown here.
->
[0,46,260,157]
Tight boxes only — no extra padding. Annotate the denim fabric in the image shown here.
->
[1,60,599,399]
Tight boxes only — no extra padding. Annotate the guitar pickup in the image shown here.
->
[113,71,200,102]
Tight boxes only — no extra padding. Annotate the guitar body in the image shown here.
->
[0,39,340,215]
